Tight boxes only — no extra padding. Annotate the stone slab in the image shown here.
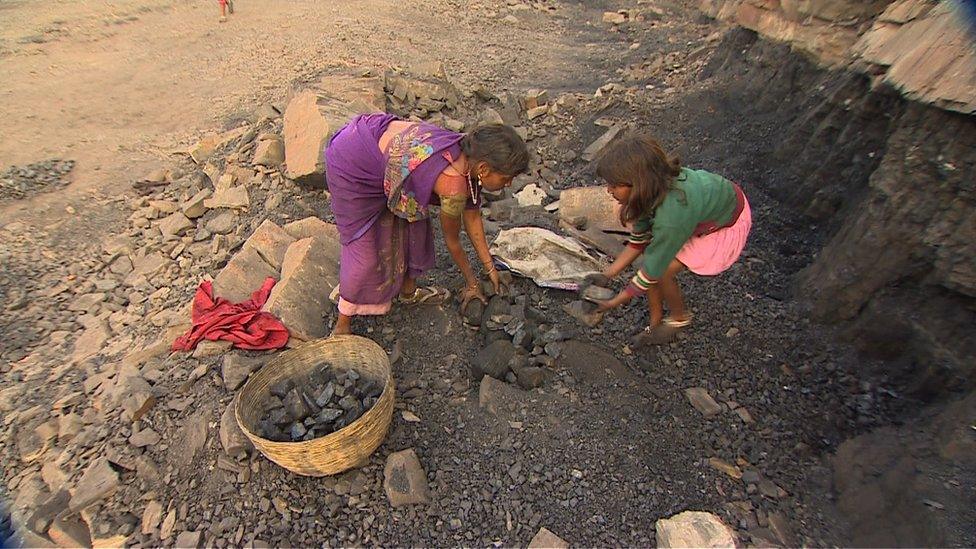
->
[655,510,736,548]
[242,219,296,271]
[213,246,279,304]
[383,449,430,507]
[263,237,339,341]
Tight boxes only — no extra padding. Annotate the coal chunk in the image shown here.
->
[257,369,381,442]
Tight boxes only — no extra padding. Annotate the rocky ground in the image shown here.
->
[2,0,973,548]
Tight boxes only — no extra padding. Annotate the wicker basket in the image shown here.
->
[235,335,395,476]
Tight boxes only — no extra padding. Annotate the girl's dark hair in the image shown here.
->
[461,124,530,176]
[595,133,682,226]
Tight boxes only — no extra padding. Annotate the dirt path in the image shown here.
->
[0,0,617,223]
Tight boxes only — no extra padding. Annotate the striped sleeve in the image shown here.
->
[626,268,656,296]
[627,216,653,249]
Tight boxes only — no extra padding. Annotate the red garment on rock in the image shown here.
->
[172,277,289,352]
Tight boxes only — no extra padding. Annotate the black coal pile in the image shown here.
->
[0,159,75,201]
[464,276,579,390]
[256,364,383,442]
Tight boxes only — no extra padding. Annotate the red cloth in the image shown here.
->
[172,277,289,352]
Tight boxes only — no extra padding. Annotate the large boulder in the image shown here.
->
[282,217,341,248]
[242,220,296,271]
[213,246,279,303]
[282,72,385,187]
[263,237,340,341]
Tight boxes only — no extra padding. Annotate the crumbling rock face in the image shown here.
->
[799,103,976,395]
[701,29,899,222]
[701,0,976,115]
[701,27,975,398]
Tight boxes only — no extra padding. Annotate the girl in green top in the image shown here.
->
[591,134,752,345]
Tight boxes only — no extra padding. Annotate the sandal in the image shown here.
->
[631,316,692,347]
[398,286,451,306]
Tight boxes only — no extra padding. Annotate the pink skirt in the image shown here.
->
[676,196,752,276]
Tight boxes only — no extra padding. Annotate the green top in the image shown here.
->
[628,167,737,279]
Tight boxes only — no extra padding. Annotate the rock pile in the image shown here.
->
[462,279,579,390]
[256,366,383,442]
[0,159,75,202]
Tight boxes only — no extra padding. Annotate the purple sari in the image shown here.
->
[324,113,469,316]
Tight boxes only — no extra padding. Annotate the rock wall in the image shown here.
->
[700,0,976,114]
[699,4,976,397]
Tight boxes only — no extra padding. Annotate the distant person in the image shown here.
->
[218,0,233,22]
[324,113,529,336]
[590,134,752,345]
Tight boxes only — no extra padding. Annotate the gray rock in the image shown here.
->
[582,285,615,303]
[562,300,604,328]
[206,211,238,235]
[174,530,202,549]
[463,299,485,326]
[68,457,119,512]
[128,428,160,448]
[270,379,294,399]
[758,479,787,499]
[684,388,723,417]
[220,397,253,457]
[472,340,516,381]
[514,366,547,390]
[478,375,523,419]
[283,389,310,422]
[317,408,343,423]
[315,382,336,407]
[173,413,209,467]
[557,340,632,384]
[221,354,264,391]
[383,449,430,507]
[290,422,307,440]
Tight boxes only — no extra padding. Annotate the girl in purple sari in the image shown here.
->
[325,113,529,335]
